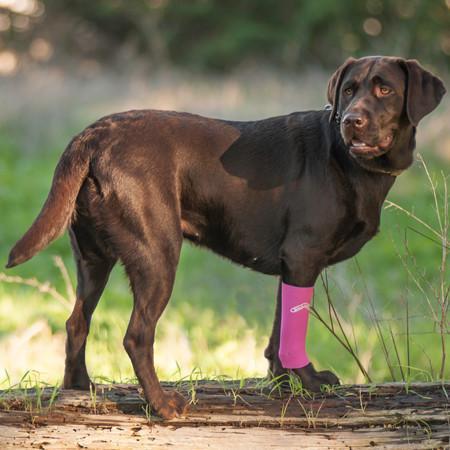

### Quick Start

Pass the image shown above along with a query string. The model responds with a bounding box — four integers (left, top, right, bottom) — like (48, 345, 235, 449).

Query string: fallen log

(0, 379, 449, 449)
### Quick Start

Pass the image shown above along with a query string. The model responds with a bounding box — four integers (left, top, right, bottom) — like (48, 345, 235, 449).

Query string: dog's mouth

(349, 134, 394, 159)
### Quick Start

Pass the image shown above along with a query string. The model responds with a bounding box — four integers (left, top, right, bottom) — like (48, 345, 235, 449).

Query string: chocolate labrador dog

(6, 56, 445, 419)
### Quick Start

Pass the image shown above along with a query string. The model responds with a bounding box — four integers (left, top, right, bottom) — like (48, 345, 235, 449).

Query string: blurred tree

(0, 0, 449, 73)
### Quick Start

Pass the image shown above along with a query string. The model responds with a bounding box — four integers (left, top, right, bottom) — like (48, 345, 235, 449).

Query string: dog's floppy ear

(327, 57, 356, 123)
(401, 59, 446, 127)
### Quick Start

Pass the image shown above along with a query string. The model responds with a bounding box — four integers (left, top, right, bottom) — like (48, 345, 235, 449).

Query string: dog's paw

(315, 369, 340, 387)
(154, 391, 188, 420)
(293, 363, 340, 392)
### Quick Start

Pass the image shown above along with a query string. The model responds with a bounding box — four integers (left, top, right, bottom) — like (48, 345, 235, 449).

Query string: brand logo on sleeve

(289, 303, 310, 313)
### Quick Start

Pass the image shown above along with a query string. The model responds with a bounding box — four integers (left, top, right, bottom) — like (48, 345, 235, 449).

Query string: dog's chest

(327, 194, 383, 265)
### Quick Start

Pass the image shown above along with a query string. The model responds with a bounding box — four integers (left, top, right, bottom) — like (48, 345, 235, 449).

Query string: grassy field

(0, 69, 448, 388)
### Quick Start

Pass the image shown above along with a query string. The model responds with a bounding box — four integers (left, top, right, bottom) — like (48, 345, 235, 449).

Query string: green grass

(0, 72, 448, 387)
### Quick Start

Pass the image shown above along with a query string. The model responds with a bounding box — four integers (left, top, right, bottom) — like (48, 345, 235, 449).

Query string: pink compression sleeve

(278, 282, 313, 369)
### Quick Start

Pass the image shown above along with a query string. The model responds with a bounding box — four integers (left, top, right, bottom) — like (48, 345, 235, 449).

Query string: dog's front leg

(265, 244, 340, 391)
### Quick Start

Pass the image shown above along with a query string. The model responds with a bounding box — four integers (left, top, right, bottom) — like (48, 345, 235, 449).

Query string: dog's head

(327, 56, 446, 160)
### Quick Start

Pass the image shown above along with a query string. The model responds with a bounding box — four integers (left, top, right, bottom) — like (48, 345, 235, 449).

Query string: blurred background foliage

(0, 0, 448, 386)
(0, 0, 449, 74)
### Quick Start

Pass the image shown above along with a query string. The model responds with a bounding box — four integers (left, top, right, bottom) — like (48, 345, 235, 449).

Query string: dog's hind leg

(63, 220, 116, 390)
(119, 225, 186, 420)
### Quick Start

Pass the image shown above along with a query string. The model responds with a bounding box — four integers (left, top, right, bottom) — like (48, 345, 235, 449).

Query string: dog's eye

(344, 87, 353, 96)
(379, 86, 392, 96)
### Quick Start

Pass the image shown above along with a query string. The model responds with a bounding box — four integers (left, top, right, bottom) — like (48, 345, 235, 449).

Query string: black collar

(324, 104, 341, 125)
(352, 158, 404, 177)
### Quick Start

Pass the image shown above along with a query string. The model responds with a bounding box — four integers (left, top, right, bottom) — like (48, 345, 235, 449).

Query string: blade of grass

(354, 258, 396, 381)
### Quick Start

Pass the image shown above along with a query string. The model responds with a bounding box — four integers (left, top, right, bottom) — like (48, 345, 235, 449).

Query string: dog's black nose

(342, 112, 367, 129)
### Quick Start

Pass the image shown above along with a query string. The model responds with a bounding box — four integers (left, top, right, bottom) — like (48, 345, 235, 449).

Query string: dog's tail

(6, 134, 93, 268)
